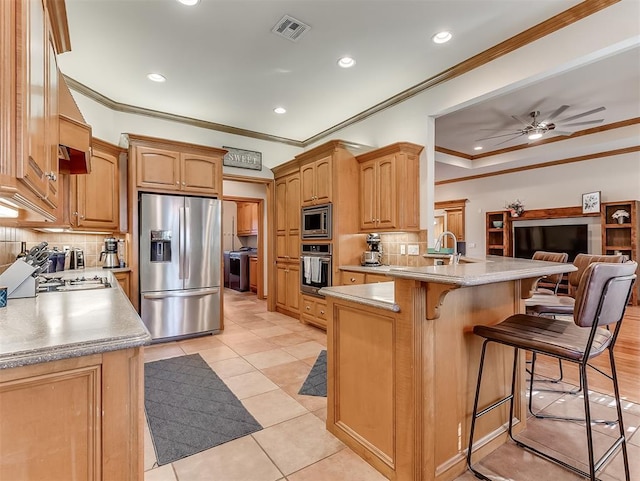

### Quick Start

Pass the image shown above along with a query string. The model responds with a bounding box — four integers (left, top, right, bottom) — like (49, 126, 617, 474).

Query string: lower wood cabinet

(0, 348, 144, 480)
(340, 270, 390, 285)
(275, 261, 299, 316)
(300, 294, 328, 330)
(114, 271, 131, 300)
(249, 256, 258, 293)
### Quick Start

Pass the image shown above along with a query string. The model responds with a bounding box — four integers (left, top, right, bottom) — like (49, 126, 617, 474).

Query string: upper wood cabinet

(237, 202, 258, 236)
(131, 136, 224, 196)
(300, 155, 332, 206)
(0, 0, 67, 220)
(70, 139, 121, 231)
(356, 142, 422, 232)
(275, 172, 301, 261)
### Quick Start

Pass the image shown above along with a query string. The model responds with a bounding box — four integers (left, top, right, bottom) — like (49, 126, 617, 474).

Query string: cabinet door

(446, 210, 464, 243)
(300, 163, 316, 206)
(44, 29, 59, 208)
(236, 202, 249, 235)
(376, 156, 397, 229)
(136, 146, 180, 190)
(20, 0, 49, 199)
(286, 174, 301, 234)
(181, 153, 220, 195)
(286, 263, 300, 312)
(359, 161, 377, 231)
(275, 179, 287, 234)
(275, 263, 288, 309)
(314, 156, 332, 204)
(249, 257, 258, 292)
(75, 147, 119, 229)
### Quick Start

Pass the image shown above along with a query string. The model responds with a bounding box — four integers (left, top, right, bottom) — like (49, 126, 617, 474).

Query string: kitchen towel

(144, 353, 262, 466)
(298, 350, 327, 397)
(303, 256, 312, 283)
(310, 257, 322, 283)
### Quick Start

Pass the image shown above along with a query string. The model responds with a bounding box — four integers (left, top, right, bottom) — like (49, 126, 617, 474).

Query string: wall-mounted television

(513, 224, 588, 262)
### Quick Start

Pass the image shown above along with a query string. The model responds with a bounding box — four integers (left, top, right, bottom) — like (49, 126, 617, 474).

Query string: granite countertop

(319, 282, 399, 312)
(0, 268, 150, 369)
(386, 255, 576, 286)
(339, 264, 393, 273)
(326, 256, 576, 311)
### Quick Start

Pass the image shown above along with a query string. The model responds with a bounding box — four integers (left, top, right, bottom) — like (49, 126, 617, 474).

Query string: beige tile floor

(143, 289, 639, 481)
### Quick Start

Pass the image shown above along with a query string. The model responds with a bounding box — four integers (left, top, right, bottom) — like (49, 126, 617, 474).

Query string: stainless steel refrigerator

(139, 193, 222, 342)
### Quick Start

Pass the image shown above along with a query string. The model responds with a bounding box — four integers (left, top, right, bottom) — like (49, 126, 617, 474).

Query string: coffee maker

(100, 237, 119, 268)
(361, 233, 383, 266)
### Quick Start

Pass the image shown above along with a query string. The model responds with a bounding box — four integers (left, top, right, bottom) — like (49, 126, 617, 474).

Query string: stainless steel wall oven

(300, 244, 332, 296)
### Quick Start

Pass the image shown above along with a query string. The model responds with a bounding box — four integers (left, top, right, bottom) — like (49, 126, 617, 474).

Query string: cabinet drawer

(342, 272, 366, 285)
(366, 273, 389, 284)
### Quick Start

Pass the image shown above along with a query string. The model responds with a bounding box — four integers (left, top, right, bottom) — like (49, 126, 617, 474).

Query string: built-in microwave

(301, 203, 332, 240)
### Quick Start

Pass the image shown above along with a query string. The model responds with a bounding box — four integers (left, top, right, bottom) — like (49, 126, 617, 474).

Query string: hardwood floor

(534, 305, 640, 403)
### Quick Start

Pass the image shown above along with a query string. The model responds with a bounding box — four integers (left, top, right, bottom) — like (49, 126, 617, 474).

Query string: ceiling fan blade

(475, 131, 522, 141)
(542, 105, 569, 123)
(561, 119, 604, 128)
(559, 106, 606, 123)
(511, 115, 531, 128)
(494, 133, 525, 146)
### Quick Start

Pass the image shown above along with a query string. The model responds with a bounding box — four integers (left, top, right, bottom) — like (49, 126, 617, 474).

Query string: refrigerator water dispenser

(150, 230, 172, 262)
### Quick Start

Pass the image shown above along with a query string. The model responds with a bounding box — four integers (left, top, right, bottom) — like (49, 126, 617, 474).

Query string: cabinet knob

(176, 181, 180, 185)
(46, 172, 57, 181)
(306, 306, 311, 310)
(350, 277, 356, 283)
(182, 182, 186, 186)
(320, 310, 325, 315)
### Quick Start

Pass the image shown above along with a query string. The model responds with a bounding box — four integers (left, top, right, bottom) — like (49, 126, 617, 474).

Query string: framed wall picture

(582, 191, 601, 214)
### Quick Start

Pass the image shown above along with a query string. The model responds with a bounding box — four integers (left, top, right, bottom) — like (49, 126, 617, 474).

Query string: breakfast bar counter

(319, 256, 576, 481)
(0, 268, 149, 480)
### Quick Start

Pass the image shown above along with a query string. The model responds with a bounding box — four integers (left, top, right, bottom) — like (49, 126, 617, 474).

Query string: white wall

(72, 93, 301, 173)
(435, 152, 640, 258)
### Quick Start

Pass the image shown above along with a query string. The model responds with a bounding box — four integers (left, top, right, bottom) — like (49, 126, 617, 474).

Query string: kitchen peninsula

(0, 269, 150, 480)
(320, 256, 576, 481)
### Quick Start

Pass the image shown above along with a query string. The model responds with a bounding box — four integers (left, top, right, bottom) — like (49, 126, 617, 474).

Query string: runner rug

(144, 353, 262, 465)
(298, 349, 327, 397)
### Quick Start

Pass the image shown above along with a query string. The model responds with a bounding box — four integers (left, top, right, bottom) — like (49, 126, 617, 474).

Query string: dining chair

(467, 261, 636, 481)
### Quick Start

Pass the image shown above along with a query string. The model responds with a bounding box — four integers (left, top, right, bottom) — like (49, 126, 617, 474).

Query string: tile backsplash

(0, 227, 127, 273)
(378, 230, 429, 267)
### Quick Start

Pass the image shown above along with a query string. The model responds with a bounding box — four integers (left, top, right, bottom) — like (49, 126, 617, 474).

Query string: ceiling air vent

(271, 15, 311, 42)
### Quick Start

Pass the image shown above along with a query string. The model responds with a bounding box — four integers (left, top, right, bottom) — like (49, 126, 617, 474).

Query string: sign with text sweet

(223, 146, 262, 171)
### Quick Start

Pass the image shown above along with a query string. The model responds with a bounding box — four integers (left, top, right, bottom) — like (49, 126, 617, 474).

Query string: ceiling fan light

(473, 146, 483, 151)
(528, 130, 543, 140)
(147, 73, 166, 83)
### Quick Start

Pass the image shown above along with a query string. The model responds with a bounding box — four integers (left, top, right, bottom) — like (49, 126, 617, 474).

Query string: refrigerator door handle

(184, 206, 191, 280)
(179, 206, 185, 280)
(142, 287, 220, 300)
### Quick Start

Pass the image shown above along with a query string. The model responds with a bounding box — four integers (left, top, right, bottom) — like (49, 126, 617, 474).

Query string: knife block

(0, 260, 38, 298)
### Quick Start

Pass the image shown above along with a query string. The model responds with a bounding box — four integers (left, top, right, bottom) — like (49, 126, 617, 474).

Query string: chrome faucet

(435, 231, 461, 265)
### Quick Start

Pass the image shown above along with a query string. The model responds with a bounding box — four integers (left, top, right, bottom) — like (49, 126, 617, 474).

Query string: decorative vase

(617, 217, 625, 224)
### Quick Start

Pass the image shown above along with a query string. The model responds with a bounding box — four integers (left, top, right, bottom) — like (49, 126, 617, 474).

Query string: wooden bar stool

(467, 261, 636, 481)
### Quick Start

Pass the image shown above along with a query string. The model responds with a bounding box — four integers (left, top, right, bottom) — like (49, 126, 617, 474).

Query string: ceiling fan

(475, 105, 606, 146)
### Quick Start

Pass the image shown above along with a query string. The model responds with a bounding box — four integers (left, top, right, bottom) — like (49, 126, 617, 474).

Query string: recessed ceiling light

(274, 107, 287, 114)
(337, 56, 356, 68)
(432, 31, 452, 44)
(473, 146, 483, 151)
(176, 0, 199, 6)
(147, 73, 166, 83)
